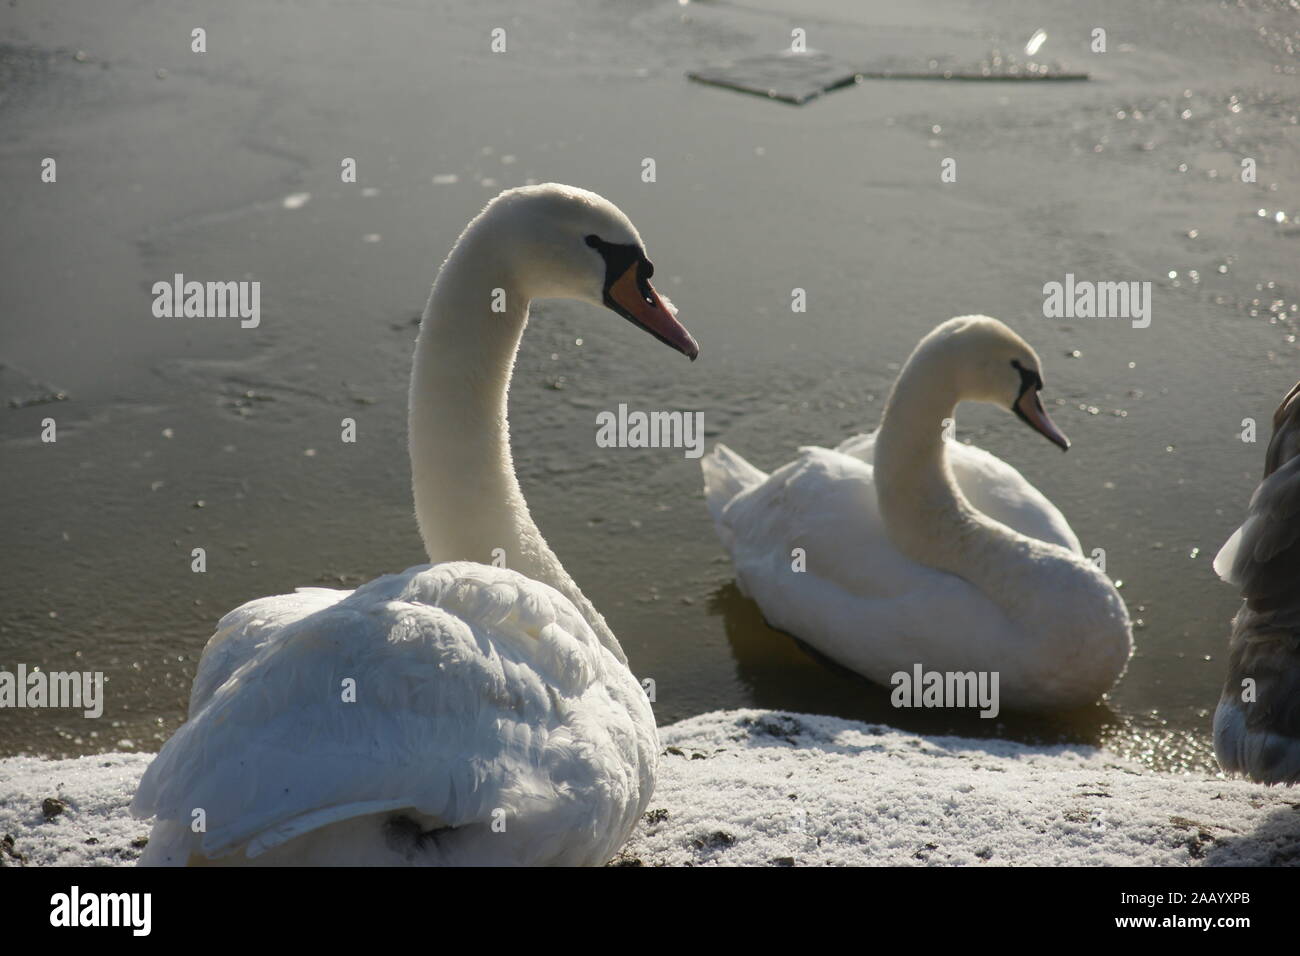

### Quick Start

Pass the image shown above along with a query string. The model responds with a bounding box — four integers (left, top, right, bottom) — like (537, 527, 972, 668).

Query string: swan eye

(585, 235, 653, 298)
(1010, 359, 1044, 397)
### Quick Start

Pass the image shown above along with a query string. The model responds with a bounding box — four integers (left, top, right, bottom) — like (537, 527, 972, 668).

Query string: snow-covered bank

(3, 711, 1298, 867)
(616, 711, 1300, 866)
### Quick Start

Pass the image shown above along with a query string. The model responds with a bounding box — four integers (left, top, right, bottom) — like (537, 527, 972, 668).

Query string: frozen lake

(1, 0, 1297, 773)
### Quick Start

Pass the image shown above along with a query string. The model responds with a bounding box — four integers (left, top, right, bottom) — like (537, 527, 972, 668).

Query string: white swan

(130, 184, 700, 865)
(1213, 381, 1300, 784)
(702, 316, 1131, 711)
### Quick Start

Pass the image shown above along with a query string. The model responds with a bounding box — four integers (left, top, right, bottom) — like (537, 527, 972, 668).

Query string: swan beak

(1015, 387, 1070, 451)
(607, 263, 700, 361)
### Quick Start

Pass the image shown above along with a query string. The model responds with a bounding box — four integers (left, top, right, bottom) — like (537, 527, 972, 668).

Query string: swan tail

(702, 443, 767, 549)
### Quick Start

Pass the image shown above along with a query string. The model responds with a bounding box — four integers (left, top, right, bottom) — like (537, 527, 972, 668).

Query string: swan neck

(408, 231, 533, 568)
(405, 224, 625, 661)
(875, 363, 960, 509)
(873, 355, 1056, 638)
(873, 357, 984, 575)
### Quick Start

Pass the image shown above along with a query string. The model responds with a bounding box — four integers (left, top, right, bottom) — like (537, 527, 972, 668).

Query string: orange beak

(606, 261, 699, 361)
(1015, 386, 1070, 451)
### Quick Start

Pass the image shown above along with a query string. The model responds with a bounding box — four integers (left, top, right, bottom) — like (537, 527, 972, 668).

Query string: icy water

(1, 0, 1297, 772)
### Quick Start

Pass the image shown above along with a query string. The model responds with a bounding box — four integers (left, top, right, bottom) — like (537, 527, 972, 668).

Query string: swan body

(703, 316, 1131, 711)
(132, 184, 699, 864)
(133, 563, 655, 865)
(1213, 382, 1300, 784)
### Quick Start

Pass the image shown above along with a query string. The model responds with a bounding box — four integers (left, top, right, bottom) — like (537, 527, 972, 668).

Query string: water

(1, 0, 1297, 772)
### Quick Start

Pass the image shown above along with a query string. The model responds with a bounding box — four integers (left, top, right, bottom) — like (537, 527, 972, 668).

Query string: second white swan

(703, 316, 1131, 711)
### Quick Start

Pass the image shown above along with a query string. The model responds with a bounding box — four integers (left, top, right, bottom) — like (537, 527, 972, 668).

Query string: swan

(702, 316, 1132, 711)
(1213, 381, 1300, 784)
(130, 183, 700, 865)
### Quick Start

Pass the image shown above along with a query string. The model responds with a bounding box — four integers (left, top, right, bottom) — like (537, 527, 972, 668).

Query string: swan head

(481, 184, 699, 360)
(926, 315, 1070, 451)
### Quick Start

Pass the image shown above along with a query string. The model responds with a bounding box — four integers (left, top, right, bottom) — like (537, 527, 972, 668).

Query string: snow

(2, 710, 1298, 867)
(0, 752, 153, 866)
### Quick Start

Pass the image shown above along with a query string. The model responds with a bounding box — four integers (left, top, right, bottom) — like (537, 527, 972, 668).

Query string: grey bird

(1213, 382, 1300, 784)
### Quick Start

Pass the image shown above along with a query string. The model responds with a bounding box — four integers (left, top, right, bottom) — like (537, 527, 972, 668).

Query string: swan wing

(721, 447, 926, 598)
(1216, 455, 1300, 624)
(714, 446, 1019, 665)
(131, 562, 656, 864)
(188, 587, 350, 715)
